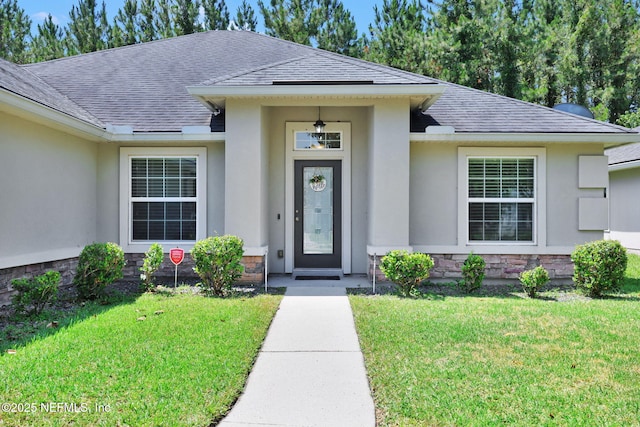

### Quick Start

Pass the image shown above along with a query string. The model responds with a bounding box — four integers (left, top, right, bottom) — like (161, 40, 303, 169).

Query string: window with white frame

(467, 157, 535, 242)
(295, 131, 342, 150)
(121, 148, 206, 246)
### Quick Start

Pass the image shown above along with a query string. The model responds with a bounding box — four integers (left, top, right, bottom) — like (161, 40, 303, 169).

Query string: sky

(17, 0, 381, 36)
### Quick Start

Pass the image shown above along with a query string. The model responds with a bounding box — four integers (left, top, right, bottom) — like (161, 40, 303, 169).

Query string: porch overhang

(187, 83, 447, 112)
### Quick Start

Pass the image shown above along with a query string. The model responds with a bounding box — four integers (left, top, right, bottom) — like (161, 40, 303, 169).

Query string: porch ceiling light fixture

(314, 106, 325, 134)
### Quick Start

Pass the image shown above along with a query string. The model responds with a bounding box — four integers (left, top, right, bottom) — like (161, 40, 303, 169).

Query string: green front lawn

(0, 292, 282, 426)
(351, 254, 640, 426)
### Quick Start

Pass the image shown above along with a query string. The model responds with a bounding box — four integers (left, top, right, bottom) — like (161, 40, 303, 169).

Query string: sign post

(169, 248, 185, 288)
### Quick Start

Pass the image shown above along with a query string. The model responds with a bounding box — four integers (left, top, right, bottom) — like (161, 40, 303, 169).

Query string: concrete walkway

(218, 282, 376, 427)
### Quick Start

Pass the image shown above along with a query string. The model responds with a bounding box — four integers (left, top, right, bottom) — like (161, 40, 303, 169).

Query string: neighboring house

(606, 140, 640, 253)
(1, 30, 638, 299)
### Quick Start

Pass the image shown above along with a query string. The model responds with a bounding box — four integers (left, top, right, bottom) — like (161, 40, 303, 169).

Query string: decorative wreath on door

(309, 174, 326, 191)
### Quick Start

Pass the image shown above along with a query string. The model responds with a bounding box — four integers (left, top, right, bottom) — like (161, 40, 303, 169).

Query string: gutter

(410, 131, 640, 145)
(609, 159, 640, 171)
(0, 88, 105, 141)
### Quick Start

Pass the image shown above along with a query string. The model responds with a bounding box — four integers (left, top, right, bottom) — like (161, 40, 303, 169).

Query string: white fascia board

(0, 89, 104, 140)
(609, 159, 640, 171)
(106, 132, 225, 143)
(188, 83, 446, 105)
(410, 132, 640, 144)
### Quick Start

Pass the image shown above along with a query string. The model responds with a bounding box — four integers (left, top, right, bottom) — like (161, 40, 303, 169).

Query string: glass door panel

(303, 166, 333, 254)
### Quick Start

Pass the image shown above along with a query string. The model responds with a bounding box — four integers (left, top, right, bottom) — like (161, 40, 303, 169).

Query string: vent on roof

(553, 103, 594, 119)
(272, 80, 374, 85)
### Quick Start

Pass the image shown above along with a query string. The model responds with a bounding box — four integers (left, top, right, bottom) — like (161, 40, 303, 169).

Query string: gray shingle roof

(606, 142, 640, 165)
(0, 58, 102, 127)
(203, 51, 436, 86)
(16, 30, 638, 135)
(423, 81, 634, 133)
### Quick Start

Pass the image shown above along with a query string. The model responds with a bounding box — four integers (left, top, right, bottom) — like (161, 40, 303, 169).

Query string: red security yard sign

(170, 248, 184, 287)
(170, 248, 185, 265)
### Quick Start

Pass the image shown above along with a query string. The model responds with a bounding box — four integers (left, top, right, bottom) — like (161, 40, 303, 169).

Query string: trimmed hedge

(74, 242, 126, 300)
(191, 235, 244, 296)
(571, 240, 627, 297)
(380, 250, 434, 297)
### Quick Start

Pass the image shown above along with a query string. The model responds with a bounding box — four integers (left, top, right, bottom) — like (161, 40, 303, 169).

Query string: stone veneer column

(367, 99, 412, 269)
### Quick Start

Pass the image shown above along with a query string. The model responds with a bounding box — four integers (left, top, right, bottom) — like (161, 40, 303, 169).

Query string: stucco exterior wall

(546, 144, 603, 247)
(409, 141, 604, 254)
(0, 113, 97, 269)
(96, 143, 119, 242)
(608, 167, 640, 251)
(410, 142, 458, 246)
(367, 99, 411, 249)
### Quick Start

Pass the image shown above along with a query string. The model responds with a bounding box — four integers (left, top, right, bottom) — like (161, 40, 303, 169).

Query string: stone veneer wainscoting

(123, 254, 266, 284)
(0, 258, 78, 306)
(368, 253, 574, 283)
(0, 254, 266, 306)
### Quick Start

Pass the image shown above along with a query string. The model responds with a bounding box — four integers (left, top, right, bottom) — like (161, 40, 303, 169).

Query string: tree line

(2, 0, 640, 125)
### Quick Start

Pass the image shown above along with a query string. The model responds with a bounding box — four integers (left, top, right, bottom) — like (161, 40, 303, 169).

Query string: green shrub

(191, 235, 245, 296)
(520, 266, 549, 298)
(140, 243, 164, 291)
(11, 271, 60, 315)
(379, 250, 434, 297)
(74, 242, 126, 300)
(459, 253, 485, 293)
(571, 240, 627, 297)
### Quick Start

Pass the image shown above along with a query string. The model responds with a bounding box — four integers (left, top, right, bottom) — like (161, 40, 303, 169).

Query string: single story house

(1, 30, 638, 298)
(606, 140, 640, 253)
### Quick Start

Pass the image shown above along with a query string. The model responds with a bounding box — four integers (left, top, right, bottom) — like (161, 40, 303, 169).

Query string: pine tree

(234, 0, 258, 30)
(139, 0, 157, 42)
(203, 0, 229, 30)
(315, 0, 359, 56)
(0, 0, 32, 63)
(593, 0, 639, 123)
(156, 0, 175, 38)
(494, 0, 524, 98)
(65, 0, 111, 54)
(365, 0, 427, 74)
(115, 0, 140, 46)
(520, 0, 564, 107)
(425, 0, 497, 91)
(31, 14, 66, 61)
(258, 0, 316, 45)
(173, 0, 201, 35)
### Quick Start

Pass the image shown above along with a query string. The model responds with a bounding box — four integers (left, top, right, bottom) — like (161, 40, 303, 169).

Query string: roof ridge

(429, 76, 635, 133)
(200, 53, 316, 85)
